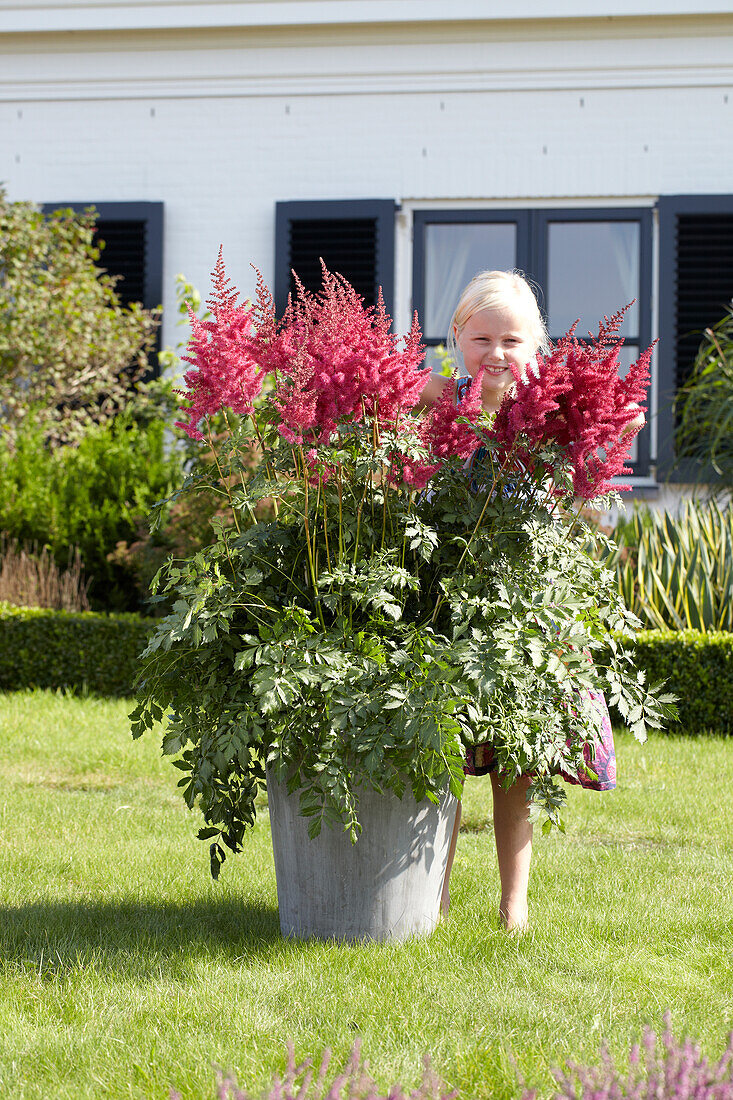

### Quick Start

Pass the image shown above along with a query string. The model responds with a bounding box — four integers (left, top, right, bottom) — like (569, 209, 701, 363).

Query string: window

(274, 199, 397, 317)
(413, 208, 653, 477)
(42, 200, 164, 375)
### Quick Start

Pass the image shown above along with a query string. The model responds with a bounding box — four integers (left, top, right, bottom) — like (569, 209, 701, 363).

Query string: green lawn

(1, 691, 732, 1099)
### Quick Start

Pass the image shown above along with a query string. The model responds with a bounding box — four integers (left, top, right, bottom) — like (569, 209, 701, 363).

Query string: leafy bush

(0, 601, 728, 730)
(0, 395, 184, 610)
(609, 500, 733, 632)
(522, 1014, 733, 1099)
(676, 305, 733, 490)
(170, 1042, 453, 1100)
(0, 603, 154, 696)
(0, 189, 159, 443)
(629, 630, 733, 734)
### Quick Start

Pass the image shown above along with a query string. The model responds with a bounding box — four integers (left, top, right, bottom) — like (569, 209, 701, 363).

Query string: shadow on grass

(0, 896, 285, 977)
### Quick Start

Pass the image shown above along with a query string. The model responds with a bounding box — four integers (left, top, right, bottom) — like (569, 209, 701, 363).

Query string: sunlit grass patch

(1, 691, 732, 1099)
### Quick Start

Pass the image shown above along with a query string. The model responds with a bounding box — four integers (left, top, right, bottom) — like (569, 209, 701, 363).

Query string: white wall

(2, 1, 733, 33)
(0, 13, 731, 353)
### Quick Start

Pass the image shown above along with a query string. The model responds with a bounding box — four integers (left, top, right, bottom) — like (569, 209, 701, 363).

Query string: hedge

(0, 605, 731, 732)
(630, 630, 733, 735)
(0, 603, 155, 697)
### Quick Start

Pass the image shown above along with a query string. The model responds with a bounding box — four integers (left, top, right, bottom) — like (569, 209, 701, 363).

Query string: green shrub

(0, 399, 184, 611)
(0, 602, 729, 731)
(0, 603, 154, 696)
(0, 189, 159, 444)
(626, 630, 733, 734)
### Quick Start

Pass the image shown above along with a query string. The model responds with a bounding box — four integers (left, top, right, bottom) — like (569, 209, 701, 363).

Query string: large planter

(266, 767, 459, 943)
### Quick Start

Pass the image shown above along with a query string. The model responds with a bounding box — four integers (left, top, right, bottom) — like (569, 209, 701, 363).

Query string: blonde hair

(446, 269, 550, 373)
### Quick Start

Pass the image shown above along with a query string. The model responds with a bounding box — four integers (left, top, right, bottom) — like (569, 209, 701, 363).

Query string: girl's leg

(490, 771, 533, 929)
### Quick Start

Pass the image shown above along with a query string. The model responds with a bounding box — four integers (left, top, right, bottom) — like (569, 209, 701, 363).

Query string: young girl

(428, 269, 629, 931)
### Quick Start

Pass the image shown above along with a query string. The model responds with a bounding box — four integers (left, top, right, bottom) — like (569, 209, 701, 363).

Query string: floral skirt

(463, 689, 617, 791)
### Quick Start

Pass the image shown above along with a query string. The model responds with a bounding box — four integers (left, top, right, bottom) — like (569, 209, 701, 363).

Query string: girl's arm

(413, 372, 452, 412)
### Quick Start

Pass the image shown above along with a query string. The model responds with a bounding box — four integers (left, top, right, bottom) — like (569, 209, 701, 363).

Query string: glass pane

(547, 221, 639, 338)
(424, 223, 517, 340)
(423, 346, 456, 375)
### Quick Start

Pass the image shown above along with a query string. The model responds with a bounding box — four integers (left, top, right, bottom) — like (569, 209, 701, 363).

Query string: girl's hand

(413, 372, 452, 413)
(621, 403, 645, 438)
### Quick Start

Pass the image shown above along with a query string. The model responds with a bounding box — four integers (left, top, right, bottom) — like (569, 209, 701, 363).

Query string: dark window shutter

(275, 200, 396, 318)
(43, 201, 164, 377)
(674, 213, 733, 390)
(657, 195, 733, 477)
(94, 218, 147, 307)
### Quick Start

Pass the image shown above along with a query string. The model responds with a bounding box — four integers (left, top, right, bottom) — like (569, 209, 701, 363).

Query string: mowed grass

(1, 691, 732, 1100)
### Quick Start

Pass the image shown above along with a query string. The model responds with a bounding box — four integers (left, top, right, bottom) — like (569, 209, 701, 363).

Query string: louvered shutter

(94, 218, 148, 307)
(674, 214, 733, 391)
(275, 200, 397, 317)
(43, 201, 164, 376)
(657, 195, 733, 476)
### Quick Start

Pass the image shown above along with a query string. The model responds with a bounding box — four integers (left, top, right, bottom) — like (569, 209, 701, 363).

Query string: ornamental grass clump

(131, 254, 674, 877)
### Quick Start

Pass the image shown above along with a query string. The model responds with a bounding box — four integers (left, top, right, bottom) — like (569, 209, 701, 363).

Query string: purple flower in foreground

(522, 1013, 733, 1100)
(171, 1041, 454, 1100)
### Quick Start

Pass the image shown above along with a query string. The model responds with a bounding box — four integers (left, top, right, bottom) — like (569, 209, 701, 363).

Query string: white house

(1, 0, 732, 493)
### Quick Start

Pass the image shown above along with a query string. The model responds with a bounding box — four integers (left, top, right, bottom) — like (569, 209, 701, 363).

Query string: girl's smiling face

(456, 303, 539, 412)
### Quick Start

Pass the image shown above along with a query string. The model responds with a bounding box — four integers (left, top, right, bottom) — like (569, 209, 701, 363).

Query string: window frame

(42, 199, 164, 374)
(42, 200, 164, 313)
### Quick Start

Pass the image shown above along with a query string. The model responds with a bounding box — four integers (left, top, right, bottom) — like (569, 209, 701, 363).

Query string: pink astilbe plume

(176, 249, 265, 440)
(265, 264, 427, 444)
(494, 306, 653, 498)
(401, 370, 486, 489)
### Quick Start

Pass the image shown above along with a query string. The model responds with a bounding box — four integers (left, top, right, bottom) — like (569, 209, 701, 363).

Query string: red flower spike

(494, 310, 653, 498)
(265, 263, 428, 444)
(176, 250, 266, 439)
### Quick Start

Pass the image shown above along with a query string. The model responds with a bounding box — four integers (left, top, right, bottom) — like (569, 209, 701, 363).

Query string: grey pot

(266, 766, 459, 943)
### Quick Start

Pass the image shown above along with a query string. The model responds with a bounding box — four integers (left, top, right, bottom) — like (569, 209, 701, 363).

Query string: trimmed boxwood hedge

(630, 630, 733, 735)
(0, 603, 155, 697)
(0, 605, 731, 731)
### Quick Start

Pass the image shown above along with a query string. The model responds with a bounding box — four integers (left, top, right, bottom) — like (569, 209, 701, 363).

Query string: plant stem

(249, 410, 280, 518)
(205, 422, 240, 535)
(221, 409, 259, 526)
(299, 446, 325, 628)
(336, 462, 344, 566)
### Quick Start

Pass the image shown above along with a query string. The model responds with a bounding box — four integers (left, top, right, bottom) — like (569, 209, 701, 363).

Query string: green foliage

(629, 630, 733, 734)
(609, 500, 733, 632)
(0, 188, 159, 443)
(0, 399, 184, 610)
(675, 305, 733, 489)
(0, 603, 154, 696)
(133, 420, 675, 872)
(2, 596, 723, 732)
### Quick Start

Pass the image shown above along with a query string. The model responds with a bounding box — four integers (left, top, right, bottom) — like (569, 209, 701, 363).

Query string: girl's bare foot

(498, 904, 529, 931)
